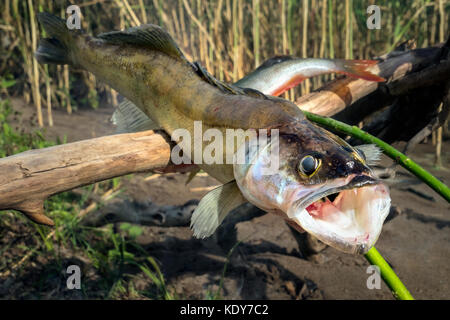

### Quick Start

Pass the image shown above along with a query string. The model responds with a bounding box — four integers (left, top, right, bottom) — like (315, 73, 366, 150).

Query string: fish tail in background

(35, 12, 78, 65)
(335, 60, 385, 82)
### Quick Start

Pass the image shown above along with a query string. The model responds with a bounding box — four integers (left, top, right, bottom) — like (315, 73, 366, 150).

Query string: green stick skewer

(365, 247, 414, 300)
(304, 111, 450, 203)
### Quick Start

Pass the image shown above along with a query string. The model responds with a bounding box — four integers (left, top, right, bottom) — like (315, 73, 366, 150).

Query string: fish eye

(298, 155, 321, 177)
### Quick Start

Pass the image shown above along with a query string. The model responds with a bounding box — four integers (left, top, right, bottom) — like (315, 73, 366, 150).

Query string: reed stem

(252, 0, 260, 68)
(302, 0, 310, 94)
(327, 0, 334, 59)
(27, 0, 43, 127)
(365, 247, 414, 300)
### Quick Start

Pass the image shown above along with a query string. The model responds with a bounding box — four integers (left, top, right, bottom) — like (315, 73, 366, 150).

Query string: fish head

(233, 120, 391, 254)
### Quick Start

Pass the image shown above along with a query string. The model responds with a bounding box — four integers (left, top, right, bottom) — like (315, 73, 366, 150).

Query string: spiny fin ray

(192, 61, 268, 100)
(98, 24, 185, 60)
(111, 99, 159, 133)
(356, 144, 382, 165)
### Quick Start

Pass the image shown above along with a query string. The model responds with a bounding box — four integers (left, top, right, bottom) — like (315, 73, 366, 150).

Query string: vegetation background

(0, 0, 448, 127)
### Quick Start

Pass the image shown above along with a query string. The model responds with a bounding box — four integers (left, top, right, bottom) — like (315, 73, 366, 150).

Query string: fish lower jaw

(287, 184, 391, 254)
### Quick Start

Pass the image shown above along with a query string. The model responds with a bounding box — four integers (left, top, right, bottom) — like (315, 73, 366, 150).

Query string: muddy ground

(2, 99, 449, 300)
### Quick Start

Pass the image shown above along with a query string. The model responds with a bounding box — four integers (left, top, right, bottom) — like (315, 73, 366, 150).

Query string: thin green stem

(304, 111, 450, 203)
(365, 247, 414, 300)
(328, 0, 334, 59)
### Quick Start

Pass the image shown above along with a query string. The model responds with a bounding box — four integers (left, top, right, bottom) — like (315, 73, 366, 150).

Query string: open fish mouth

(287, 175, 391, 254)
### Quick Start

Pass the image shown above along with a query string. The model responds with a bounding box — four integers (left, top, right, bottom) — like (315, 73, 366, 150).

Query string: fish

(35, 13, 390, 254)
(234, 55, 385, 97)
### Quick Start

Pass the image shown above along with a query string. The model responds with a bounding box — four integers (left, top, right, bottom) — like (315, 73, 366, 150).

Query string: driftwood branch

(0, 130, 171, 225)
(403, 88, 450, 154)
(81, 199, 199, 227)
(354, 79, 449, 144)
(0, 41, 449, 226)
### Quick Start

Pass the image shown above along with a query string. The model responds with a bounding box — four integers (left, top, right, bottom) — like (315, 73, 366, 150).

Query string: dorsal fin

(98, 24, 185, 60)
(98, 24, 268, 100)
(192, 61, 243, 95)
(242, 87, 269, 99)
(192, 61, 268, 100)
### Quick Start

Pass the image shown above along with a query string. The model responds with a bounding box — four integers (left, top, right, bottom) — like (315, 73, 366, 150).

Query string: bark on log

(79, 198, 268, 230)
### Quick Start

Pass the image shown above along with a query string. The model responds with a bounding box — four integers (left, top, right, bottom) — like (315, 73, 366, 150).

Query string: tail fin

(35, 12, 76, 65)
(337, 60, 385, 82)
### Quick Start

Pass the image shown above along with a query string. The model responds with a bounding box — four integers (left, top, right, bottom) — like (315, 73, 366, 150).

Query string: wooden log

(80, 198, 199, 227)
(0, 130, 171, 225)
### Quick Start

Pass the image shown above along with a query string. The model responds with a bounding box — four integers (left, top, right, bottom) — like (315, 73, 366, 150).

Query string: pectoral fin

(355, 144, 382, 165)
(111, 99, 159, 133)
(191, 181, 247, 238)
